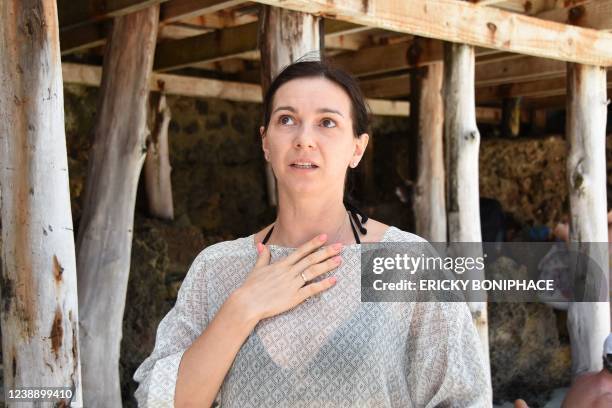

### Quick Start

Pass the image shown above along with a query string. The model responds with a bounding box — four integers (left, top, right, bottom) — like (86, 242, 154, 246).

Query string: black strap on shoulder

(344, 199, 368, 236)
(262, 225, 274, 245)
(259, 201, 368, 245)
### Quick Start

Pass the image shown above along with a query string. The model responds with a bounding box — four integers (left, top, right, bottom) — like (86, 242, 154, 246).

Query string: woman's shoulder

(363, 218, 428, 244)
(192, 234, 256, 264)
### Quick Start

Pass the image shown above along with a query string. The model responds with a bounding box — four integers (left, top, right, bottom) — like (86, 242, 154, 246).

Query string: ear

(351, 133, 369, 165)
(260, 126, 270, 160)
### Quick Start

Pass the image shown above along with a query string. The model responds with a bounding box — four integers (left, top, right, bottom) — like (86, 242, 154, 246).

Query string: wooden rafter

(58, 0, 169, 29)
(537, 0, 612, 30)
(154, 18, 366, 72)
(160, 0, 247, 23)
(60, 0, 246, 54)
(250, 0, 612, 66)
(62, 62, 504, 121)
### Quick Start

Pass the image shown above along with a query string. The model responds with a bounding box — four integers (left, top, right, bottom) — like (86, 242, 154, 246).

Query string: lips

(290, 160, 319, 169)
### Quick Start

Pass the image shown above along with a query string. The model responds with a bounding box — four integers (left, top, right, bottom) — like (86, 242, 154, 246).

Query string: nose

(293, 125, 316, 149)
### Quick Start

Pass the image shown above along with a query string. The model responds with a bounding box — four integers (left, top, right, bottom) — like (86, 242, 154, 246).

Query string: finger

(254, 242, 271, 268)
(292, 242, 343, 276)
(298, 276, 337, 301)
(284, 233, 328, 266)
(297, 255, 342, 283)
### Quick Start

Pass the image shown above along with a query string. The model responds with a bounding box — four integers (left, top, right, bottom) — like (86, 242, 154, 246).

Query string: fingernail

(319, 233, 327, 242)
(257, 242, 263, 253)
(330, 276, 337, 284)
(333, 256, 342, 264)
(332, 243, 343, 251)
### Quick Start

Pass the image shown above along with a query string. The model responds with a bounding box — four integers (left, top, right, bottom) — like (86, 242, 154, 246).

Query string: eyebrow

(272, 106, 344, 118)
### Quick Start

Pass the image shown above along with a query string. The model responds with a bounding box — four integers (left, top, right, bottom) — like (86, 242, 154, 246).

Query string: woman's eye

(321, 118, 336, 128)
(279, 115, 295, 125)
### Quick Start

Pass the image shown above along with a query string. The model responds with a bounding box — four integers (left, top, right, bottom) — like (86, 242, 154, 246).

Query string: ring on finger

(300, 271, 308, 283)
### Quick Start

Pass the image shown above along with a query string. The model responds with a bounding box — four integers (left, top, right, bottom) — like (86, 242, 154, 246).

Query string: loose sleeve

(133, 252, 210, 407)
(405, 301, 491, 408)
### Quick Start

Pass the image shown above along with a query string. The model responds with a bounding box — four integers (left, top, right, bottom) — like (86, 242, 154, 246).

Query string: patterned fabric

(133, 226, 491, 407)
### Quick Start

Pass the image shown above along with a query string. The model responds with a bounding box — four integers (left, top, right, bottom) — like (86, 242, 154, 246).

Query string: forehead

(272, 77, 351, 114)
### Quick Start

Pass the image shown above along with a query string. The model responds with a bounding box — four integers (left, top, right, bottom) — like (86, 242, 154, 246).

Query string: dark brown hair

(261, 59, 371, 137)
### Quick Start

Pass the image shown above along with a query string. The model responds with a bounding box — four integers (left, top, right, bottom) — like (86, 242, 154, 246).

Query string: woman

(133, 59, 491, 407)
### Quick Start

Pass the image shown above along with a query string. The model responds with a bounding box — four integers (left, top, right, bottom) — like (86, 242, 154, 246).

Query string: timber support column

(565, 62, 610, 377)
(443, 41, 491, 378)
(75, 6, 159, 407)
(258, 5, 322, 206)
(412, 62, 447, 242)
(0, 0, 82, 405)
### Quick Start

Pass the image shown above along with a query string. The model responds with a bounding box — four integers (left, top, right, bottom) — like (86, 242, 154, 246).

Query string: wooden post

(565, 62, 611, 377)
(501, 97, 521, 138)
(75, 6, 159, 406)
(0, 0, 83, 405)
(258, 6, 322, 206)
(443, 42, 491, 377)
(412, 62, 447, 242)
(145, 88, 174, 220)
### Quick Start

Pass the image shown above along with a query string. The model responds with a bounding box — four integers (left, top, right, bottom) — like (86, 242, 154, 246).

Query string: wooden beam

(0, 1, 83, 405)
(60, 0, 245, 54)
(145, 92, 174, 220)
(565, 63, 611, 377)
(63, 62, 508, 119)
(75, 6, 159, 406)
(251, 0, 612, 66)
(476, 55, 566, 86)
(160, 0, 246, 24)
(537, 0, 612, 31)
(476, 73, 612, 101)
(154, 17, 366, 72)
(58, 0, 167, 29)
(412, 63, 446, 242)
(443, 41, 490, 381)
(154, 22, 258, 72)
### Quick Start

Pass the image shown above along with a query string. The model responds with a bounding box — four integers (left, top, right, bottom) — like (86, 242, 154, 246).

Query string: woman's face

(260, 77, 368, 197)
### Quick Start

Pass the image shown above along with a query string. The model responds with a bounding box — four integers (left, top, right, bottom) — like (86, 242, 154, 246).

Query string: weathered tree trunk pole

(258, 6, 322, 206)
(76, 6, 159, 407)
(0, 1, 83, 406)
(443, 42, 491, 377)
(565, 62, 610, 377)
(501, 97, 521, 138)
(412, 62, 447, 242)
(145, 89, 174, 220)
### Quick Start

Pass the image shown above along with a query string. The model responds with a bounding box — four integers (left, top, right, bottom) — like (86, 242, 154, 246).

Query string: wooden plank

(58, 0, 167, 29)
(477, 70, 612, 100)
(60, 0, 245, 54)
(251, 0, 612, 66)
(154, 17, 367, 72)
(537, 0, 612, 30)
(61, 62, 408, 115)
(63, 62, 506, 119)
(160, 0, 246, 24)
(476, 55, 566, 86)
(154, 22, 258, 72)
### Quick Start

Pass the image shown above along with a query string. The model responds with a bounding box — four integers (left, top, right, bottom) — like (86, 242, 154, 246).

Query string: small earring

(352, 162, 357, 168)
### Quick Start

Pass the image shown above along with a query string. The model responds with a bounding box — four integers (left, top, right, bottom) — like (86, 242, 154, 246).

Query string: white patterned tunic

(133, 226, 491, 407)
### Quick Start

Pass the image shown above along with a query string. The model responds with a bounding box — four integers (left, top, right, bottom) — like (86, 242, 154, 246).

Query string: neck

(271, 192, 352, 247)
